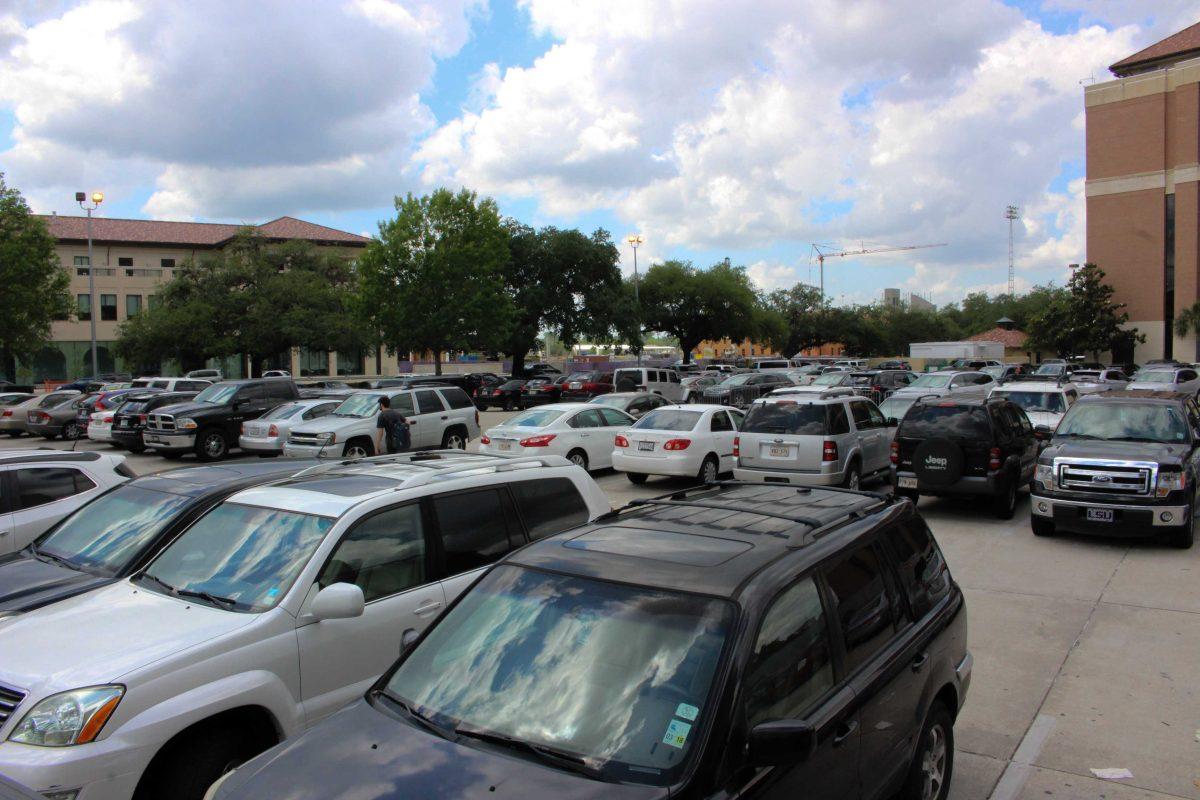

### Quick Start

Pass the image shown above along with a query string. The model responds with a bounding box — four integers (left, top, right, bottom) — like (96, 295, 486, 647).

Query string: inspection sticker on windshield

(675, 703, 699, 721)
(662, 719, 692, 748)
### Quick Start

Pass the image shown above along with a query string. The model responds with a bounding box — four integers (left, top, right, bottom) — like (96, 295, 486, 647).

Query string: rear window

(441, 387, 475, 409)
(632, 409, 702, 431)
(899, 405, 991, 440)
(743, 403, 827, 435)
(510, 478, 591, 540)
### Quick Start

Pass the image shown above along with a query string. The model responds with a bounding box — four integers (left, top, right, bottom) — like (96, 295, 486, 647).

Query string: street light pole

(76, 191, 104, 378)
(625, 234, 644, 366)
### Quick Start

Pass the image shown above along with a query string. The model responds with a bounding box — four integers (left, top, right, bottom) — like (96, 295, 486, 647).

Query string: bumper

(1030, 493, 1189, 537)
(893, 470, 998, 497)
(282, 442, 336, 458)
(733, 464, 844, 486)
(612, 450, 699, 477)
(0, 738, 147, 800)
(110, 429, 144, 448)
(239, 435, 284, 454)
(86, 428, 115, 443)
(142, 431, 196, 452)
(25, 423, 59, 437)
(955, 651, 973, 709)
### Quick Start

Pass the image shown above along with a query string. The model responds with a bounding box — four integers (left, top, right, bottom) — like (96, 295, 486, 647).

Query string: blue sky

(0, 0, 1193, 305)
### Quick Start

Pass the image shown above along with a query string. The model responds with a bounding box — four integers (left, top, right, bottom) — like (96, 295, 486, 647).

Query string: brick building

(1085, 21, 1200, 362)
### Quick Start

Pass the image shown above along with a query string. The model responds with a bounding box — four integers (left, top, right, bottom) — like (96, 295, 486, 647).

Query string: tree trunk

(434, 349, 442, 376)
(510, 350, 527, 379)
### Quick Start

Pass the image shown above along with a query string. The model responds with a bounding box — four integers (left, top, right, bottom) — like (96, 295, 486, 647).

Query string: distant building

(883, 288, 902, 307)
(909, 294, 935, 312)
(882, 287, 935, 311)
(965, 317, 1047, 363)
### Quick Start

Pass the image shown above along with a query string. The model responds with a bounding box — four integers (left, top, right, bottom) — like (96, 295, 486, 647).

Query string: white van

(612, 367, 685, 402)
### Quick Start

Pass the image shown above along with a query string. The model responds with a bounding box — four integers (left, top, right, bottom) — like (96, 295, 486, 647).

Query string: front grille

(700, 393, 727, 405)
(1057, 460, 1154, 495)
(0, 683, 26, 726)
(289, 432, 322, 445)
(147, 413, 175, 431)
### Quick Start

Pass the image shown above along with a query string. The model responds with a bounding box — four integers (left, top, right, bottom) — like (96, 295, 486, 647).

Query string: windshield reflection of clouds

(994, 391, 1065, 414)
(900, 406, 990, 440)
(1058, 404, 1188, 443)
(388, 566, 731, 786)
(910, 375, 951, 388)
(40, 487, 189, 575)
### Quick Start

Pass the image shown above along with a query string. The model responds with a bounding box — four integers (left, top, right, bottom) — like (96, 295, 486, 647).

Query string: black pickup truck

(142, 378, 300, 461)
(1031, 390, 1199, 548)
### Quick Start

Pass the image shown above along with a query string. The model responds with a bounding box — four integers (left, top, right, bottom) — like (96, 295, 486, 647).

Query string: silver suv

(285, 386, 480, 458)
(733, 389, 893, 488)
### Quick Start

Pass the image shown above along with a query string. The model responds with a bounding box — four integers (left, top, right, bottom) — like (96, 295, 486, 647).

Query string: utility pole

(76, 191, 104, 378)
(1005, 205, 1020, 296)
(625, 234, 644, 366)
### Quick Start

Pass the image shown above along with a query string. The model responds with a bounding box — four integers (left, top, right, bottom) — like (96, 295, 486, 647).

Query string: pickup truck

(143, 378, 300, 461)
(1031, 390, 1199, 548)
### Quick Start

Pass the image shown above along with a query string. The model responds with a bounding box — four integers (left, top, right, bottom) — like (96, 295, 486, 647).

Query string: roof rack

(0, 450, 102, 465)
(289, 449, 513, 479)
(817, 388, 858, 399)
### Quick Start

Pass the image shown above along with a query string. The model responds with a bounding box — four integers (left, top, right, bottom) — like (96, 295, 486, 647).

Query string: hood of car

(1043, 439, 1191, 466)
(217, 700, 666, 800)
(288, 415, 367, 435)
(1127, 381, 1177, 391)
(0, 581, 255, 694)
(153, 400, 222, 418)
(0, 554, 111, 615)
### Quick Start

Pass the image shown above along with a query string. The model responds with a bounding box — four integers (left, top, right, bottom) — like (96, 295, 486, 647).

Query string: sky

(0, 0, 1196, 308)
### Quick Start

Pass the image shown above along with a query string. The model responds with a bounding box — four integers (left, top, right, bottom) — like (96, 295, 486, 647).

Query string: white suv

(0, 452, 609, 800)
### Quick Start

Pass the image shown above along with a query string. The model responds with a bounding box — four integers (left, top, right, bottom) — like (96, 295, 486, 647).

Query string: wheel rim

(848, 470, 860, 489)
(65, 424, 79, 439)
(921, 724, 947, 800)
(203, 434, 225, 457)
(445, 434, 465, 450)
(345, 444, 368, 458)
(570, 453, 586, 468)
(702, 459, 718, 483)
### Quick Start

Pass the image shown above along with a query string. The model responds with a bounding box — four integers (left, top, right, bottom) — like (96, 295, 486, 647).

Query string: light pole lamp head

(625, 234, 644, 248)
(75, 192, 86, 202)
(91, 191, 104, 205)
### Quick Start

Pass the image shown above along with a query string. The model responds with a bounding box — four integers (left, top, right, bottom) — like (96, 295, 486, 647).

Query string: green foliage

(1026, 263, 1141, 358)
(357, 188, 513, 374)
(0, 173, 73, 365)
(639, 259, 759, 362)
(761, 284, 833, 355)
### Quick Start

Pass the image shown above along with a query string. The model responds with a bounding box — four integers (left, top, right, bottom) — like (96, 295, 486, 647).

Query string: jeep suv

(206, 482, 970, 800)
(143, 378, 300, 461)
(734, 390, 893, 488)
(891, 395, 1038, 518)
(0, 452, 610, 800)
(1030, 390, 1199, 548)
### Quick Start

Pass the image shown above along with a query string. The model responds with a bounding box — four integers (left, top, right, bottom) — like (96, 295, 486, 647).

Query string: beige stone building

(12, 215, 370, 382)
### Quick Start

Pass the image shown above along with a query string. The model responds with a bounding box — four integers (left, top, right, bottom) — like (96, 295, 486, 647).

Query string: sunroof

(564, 526, 752, 566)
(276, 475, 400, 497)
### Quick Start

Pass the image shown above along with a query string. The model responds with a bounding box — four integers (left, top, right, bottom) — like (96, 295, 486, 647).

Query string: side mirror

(1034, 425, 1052, 441)
(311, 582, 365, 621)
(886, 417, 899, 427)
(747, 719, 818, 767)
(400, 627, 420, 657)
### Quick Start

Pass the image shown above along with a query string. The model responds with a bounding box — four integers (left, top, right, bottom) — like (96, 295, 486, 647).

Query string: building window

(74, 255, 90, 276)
(77, 294, 91, 321)
(118, 257, 133, 267)
(1166, 193, 1176, 360)
(161, 258, 176, 268)
(148, 294, 161, 311)
(126, 295, 142, 317)
(100, 294, 117, 321)
(125, 268, 162, 278)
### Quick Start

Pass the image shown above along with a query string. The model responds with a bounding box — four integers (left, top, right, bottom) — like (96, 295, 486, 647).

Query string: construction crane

(810, 241, 948, 298)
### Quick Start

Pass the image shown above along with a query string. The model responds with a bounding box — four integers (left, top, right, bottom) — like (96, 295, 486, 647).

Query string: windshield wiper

(1056, 433, 1099, 440)
(454, 724, 603, 779)
(29, 546, 77, 570)
(376, 692, 455, 741)
(175, 587, 238, 610)
(136, 572, 178, 594)
(1107, 436, 1166, 443)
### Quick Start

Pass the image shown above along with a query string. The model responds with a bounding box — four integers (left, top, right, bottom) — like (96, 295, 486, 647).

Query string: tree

(763, 283, 835, 355)
(639, 260, 758, 363)
(1026, 263, 1141, 358)
(501, 223, 622, 376)
(357, 188, 513, 375)
(0, 173, 73, 378)
(116, 230, 367, 375)
(1174, 301, 1200, 361)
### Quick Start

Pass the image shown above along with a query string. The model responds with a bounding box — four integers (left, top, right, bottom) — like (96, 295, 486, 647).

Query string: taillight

(1, 410, 10, 417)
(664, 439, 691, 451)
(890, 440, 899, 465)
(268, 424, 279, 437)
(519, 434, 556, 447)
(615, 434, 629, 448)
(481, 435, 491, 445)
(873, 385, 884, 393)
(493, 389, 502, 396)
(138, 414, 147, 423)
(733, 436, 740, 457)
(989, 447, 1002, 471)
(103, 415, 113, 424)
(822, 441, 838, 462)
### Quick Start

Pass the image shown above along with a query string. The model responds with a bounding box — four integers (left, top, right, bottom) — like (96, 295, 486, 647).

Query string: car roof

(0, 450, 106, 466)
(509, 483, 893, 598)
(1077, 389, 1187, 404)
(593, 392, 654, 400)
(993, 381, 1074, 391)
(129, 459, 322, 498)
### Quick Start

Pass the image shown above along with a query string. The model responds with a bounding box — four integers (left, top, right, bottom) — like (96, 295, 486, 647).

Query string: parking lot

(6, 406, 1200, 799)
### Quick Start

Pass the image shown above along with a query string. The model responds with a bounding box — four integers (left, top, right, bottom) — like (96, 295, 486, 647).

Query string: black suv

(891, 395, 1038, 518)
(142, 378, 300, 461)
(208, 482, 970, 800)
(111, 391, 198, 452)
(1031, 390, 1199, 548)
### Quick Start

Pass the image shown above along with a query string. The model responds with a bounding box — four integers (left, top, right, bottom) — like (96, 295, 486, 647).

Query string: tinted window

(710, 411, 733, 432)
(1181, 370, 1198, 382)
(237, 384, 268, 402)
(597, 407, 634, 427)
(885, 519, 952, 619)
(900, 405, 991, 440)
(16, 468, 89, 510)
(432, 489, 516, 574)
(569, 409, 606, 428)
(441, 388, 474, 409)
(745, 577, 834, 726)
(827, 402, 850, 435)
(823, 543, 899, 673)
(743, 403, 826, 435)
(319, 503, 426, 603)
(414, 390, 444, 414)
(303, 403, 338, 420)
(510, 478, 590, 540)
(850, 401, 873, 430)
(866, 403, 887, 427)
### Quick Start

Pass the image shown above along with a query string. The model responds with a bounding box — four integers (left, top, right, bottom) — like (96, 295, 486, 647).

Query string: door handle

(911, 651, 930, 672)
(440, 415, 448, 420)
(414, 599, 442, 617)
(832, 720, 858, 747)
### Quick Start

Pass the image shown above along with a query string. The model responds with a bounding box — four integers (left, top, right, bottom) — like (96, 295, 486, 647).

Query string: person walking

(375, 395, 410, 455)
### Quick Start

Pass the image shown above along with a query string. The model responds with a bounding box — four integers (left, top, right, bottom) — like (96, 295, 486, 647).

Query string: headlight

(316, 432, 337, 444)
(9, 685, 124, 746)
(1035, 464, 1054, 491)
(1156, 471, 1186, 497)
(177, 418, 198, 430)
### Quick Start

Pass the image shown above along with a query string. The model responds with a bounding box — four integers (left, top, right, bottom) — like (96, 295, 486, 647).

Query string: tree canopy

(1026, 263, 1141, 358)
(639, 260, 759, 363)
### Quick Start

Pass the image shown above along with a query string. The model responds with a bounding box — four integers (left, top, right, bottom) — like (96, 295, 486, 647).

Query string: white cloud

(747, 260, 800, 292)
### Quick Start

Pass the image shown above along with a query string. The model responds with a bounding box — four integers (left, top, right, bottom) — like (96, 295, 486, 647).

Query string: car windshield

(899, 405, 991, 440)
(633, 409, 702, 431)
(909, 374, 952, 388)
(812, 373, 846, 386)
(500, 380, 526, 389)
(1134, 371, 1177, 383)
(589, 395, 631, 407)
(992, 390, 1066, 414)
(34, 486, 191, 577)
(1056, 403, 1190, 443)
(506, 408, 567, 428)
(982, 366, 1007, 378)
(566, 372, 593, 381)
(384, 565, 733, 786)
(719, 373, 755, 386)
(878, 396, 916, 421)
(263, 403, 304, 420)
(138, 503, 333, 612)
(39, 393, 76, 408)
(192, 383, 239, 404)
(333, 393, 384, 417)
(743, 401, 827, 434)
(1035, 364, 1066, 375)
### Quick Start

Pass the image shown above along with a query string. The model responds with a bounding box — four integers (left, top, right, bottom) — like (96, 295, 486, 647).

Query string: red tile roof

(1110, 21, 1200, 76)
(36, 214, 369, 248)
(967, 326, 1028, 349)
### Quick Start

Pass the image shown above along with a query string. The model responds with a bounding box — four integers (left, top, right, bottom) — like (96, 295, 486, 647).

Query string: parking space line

(987, 713, 1056, 800)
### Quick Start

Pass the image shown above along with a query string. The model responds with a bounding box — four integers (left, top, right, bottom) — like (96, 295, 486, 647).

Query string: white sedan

(1127, 366, 1200, 395)
(612, 404, 744, 484)
(87, 409, 117, 443)
(479, 402, 635, 471)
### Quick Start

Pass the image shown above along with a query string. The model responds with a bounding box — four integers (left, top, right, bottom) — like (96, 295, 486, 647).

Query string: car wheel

(5, 431, 23, 437)
(1168, 511, 1194, 549)
(64, 422, 81, 440)
(161, 451, 185, 460)
(567, 449, 589, 471)
(994, 474, 1018, 520)
(627, 472, 648, 484)
(134, 718, 271, 800)
(698, 455, 719, 484)
(41, 433, 58, 441)
(195, 430, 228, 462)
(843, 461, 861, 490)
(1031, 516, 1055, 537)
(897, 488, 920, 504)
(899, 703, 954, 800)
(342, 440, 373, 459)
(502, 399, 513, 412)
(441, 428, 467, 450)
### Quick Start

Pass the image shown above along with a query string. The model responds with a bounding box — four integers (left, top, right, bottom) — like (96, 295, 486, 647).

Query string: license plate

(498, 441, 512, 451)
(898, 476, 917, 489)
(638, 441, 655, 451)
(768, 446, 790, 457)
(1086, 508, 1114, 522)
(145, 434, 163, 443)
(569, 382, 582, 389)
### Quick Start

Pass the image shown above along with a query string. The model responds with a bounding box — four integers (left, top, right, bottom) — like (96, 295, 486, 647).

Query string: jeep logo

(925, 456, 948, 468)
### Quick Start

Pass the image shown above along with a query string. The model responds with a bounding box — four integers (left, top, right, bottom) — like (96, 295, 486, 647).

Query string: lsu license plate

(569, 382, 582, 389)
(768, 445, 790, 457)
(1086, 507, 1114, 522)
(638, 441, 655, 452)
(498, 441, 513, 451)
(898, 476, 917, 489)
(144, 434, 163, 444)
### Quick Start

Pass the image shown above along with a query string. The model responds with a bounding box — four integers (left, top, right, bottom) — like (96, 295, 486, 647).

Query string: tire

(842, 461, 861, 490)
(502, 399, 513, 412)
(5, 431, 22, 438)
(41, 434, 58, 441)
(898, 703, 954, 800)
(1168, 511, 1194, 549)
(698, 455, 719, 484)
(566, 449, 589, 471)
(1031, 516, 1055, 537)
(897, 488, 920, 505)
(993, 473, 1018, 520)
(627, 472, 648, 484)
(342, 439, 374, 459)
(63, 422, 82, 440)
(195, 429, 229, 462)
(441, 428, 468, 450)
(161, 451, 185, 460)
(134, 720, 269, 800)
